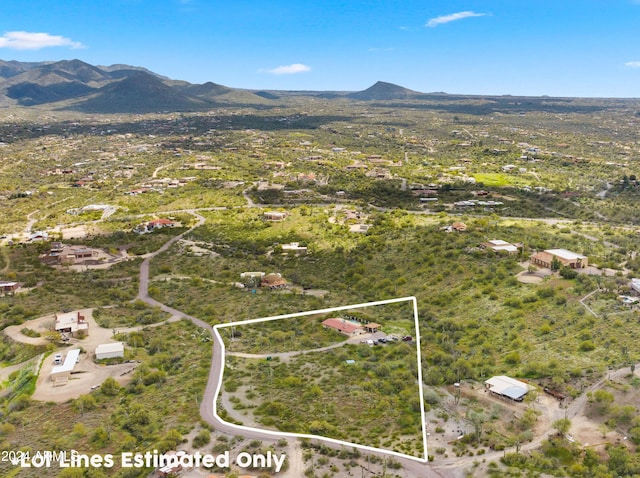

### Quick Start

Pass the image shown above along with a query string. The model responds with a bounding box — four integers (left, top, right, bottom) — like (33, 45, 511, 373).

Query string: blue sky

(1, 0, 640, 97)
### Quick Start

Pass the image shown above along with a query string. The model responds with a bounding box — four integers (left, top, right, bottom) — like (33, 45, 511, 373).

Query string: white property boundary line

(212, 296, 428, 463)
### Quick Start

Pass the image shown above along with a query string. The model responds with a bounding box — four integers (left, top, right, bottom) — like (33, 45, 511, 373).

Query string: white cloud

(0, 31, 85, 50)
(625, 61, 640, 68)
(426, 11, 486, 28)
(263, 63, 311, 75)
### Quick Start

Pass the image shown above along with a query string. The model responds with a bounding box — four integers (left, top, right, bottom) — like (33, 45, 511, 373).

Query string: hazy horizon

(2, 1, 640, 98)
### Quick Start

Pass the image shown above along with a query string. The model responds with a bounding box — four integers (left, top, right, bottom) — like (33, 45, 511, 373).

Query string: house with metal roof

(484, 376, 534, 402)
(95, 342, 124, 360)
(51, 349, 81, 386)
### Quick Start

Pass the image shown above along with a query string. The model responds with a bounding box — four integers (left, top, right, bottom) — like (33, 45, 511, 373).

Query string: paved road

(134, 209, 446, 477)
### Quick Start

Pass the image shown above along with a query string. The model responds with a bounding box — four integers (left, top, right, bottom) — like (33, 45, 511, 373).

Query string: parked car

(53, 353, 62, 365)
(402, 336, 413, 342)
(378, 338, 387, 344)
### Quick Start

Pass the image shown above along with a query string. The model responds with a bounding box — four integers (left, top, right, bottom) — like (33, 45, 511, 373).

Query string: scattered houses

(530, 248, 588, 269)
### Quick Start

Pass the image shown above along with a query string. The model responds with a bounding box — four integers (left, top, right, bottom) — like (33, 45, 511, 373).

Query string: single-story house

(630, 278, 640, 295)
(51, 349, 81, 386)
(530, 248, 588, 269)
(148, 218, 176, 229)
(322, 318, 364, 336)
(95, 342, 124, 360)
(0, 281, 19, 295)
(481, 240, 522, 254)
(349, 224, 372, 233)
(29, 231, 48, 241)
(281, 242, 308, 255)
(55, 311, 89, 337)
(484, 376, 534, 402)
(40, 244, 109, 266)
(134, 218, 177, 234)
(263, 211, 287, 221)
(68, 247, 100, 260)
(260, 273, 287, 289)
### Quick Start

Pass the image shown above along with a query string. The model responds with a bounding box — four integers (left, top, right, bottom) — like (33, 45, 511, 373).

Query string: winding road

(130, 204, 640, 477)
(3, 180, 635, 477)
(134, 209, 447, 477)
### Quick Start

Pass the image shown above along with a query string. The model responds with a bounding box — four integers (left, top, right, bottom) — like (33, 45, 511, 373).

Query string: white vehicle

(53, 353, 62, 365)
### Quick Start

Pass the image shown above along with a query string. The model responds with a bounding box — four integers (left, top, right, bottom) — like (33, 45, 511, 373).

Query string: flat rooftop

(51, 349, 80, 375)
(546, 248, 586, 260)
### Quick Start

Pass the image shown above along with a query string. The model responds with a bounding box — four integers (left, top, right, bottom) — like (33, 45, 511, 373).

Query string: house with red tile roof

(322, 318, 364, 336)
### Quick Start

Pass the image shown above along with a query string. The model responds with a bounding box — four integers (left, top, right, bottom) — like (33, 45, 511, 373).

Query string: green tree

(100, 377, 121, 396)
(591, 389, 614, 415)
(467, 410, 487, 442)
(559, 266, 578, 279)
(552, 418, 571, 438)
(74, 394, 97, 415)
(90, 426, 110, 446)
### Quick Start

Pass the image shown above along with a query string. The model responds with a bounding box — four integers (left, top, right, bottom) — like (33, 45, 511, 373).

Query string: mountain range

(0, 59, 434, 113)
(1, 59, 621, 116)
